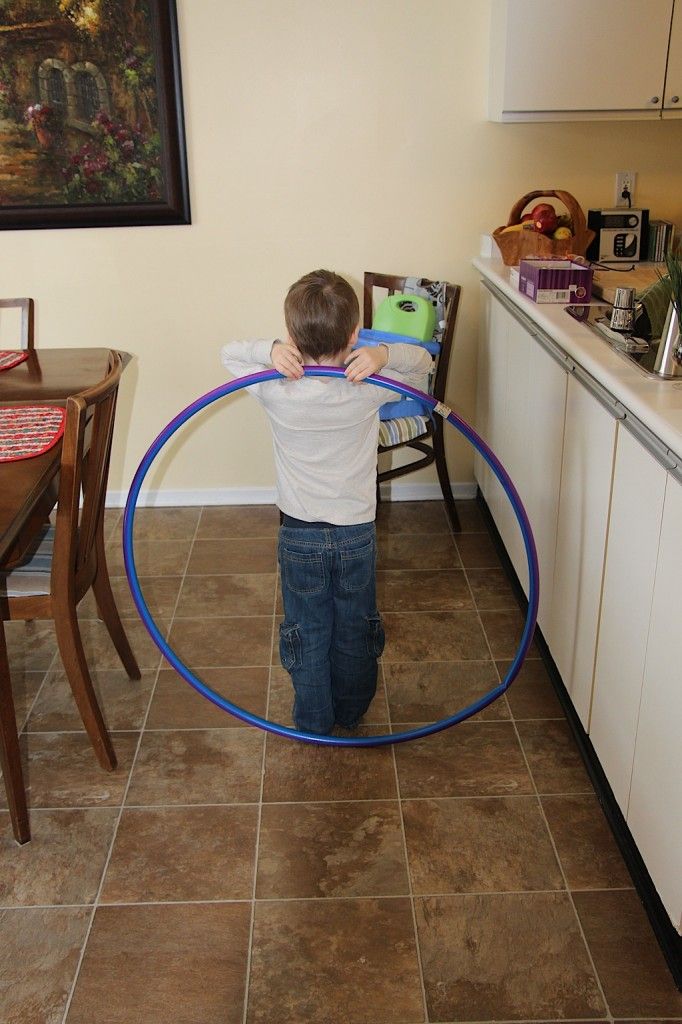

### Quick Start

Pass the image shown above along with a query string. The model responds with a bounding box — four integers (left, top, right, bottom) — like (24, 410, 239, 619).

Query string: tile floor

(1, 499, 681, 1023)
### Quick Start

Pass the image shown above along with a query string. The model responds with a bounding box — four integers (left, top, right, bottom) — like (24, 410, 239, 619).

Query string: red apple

(520, 213, 534, 223)
(534, 209, 559, 234)
(530, 202, 556, 221)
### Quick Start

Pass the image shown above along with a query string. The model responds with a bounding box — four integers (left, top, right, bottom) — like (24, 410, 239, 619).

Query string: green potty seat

(372, 293, 436, 343)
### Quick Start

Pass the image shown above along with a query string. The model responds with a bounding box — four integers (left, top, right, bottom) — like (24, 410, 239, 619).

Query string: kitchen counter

(475, 257, 682, 958)
(473, 257, 682, 465)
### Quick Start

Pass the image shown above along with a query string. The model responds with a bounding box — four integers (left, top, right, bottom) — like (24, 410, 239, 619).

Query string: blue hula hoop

(123, 367, 539, 747)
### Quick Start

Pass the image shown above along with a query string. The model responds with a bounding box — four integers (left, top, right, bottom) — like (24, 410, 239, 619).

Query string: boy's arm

(220, 339, 278, 379)
(345, 342, 432, 382)
(345, 342, 433, 404)
(384, 342, 433, 386)
(221, 339, 304, 380)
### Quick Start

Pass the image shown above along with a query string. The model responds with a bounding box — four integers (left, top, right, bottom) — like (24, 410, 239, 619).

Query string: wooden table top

(0, 348, 120, 564)
(0, 347, 115, 402)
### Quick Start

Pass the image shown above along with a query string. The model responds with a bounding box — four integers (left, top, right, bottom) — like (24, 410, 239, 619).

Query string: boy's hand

(344, 344, 389, 383)
(271, 339, 303, 379)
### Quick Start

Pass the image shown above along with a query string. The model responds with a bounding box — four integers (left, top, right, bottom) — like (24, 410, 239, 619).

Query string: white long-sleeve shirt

(220, 339, 433, 525)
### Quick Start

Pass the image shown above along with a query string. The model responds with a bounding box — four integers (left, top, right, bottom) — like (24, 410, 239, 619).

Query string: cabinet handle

(650, 96, 660, 104)
(619, 412, 679, 472)
(571, 363, 625, 419)
(670, 95, 680, 103)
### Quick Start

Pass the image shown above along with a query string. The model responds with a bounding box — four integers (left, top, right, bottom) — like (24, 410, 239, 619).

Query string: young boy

(221, 269, 432, 735)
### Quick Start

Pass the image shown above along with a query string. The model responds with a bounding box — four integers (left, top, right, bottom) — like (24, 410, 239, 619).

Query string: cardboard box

(518, 258, 593, 303)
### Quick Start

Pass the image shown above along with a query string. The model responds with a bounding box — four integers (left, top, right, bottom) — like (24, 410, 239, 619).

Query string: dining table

(0, 347, 120, 843)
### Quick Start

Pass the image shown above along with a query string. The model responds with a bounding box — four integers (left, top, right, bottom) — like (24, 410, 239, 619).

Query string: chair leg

(433, 420, 462, 533)
(92, 532, 141, 680)
(0, 623, 30, 843)
(53, 606, 117, 772)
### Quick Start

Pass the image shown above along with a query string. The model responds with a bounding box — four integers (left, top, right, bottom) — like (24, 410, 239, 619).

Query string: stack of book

(647, 220, 675, 261)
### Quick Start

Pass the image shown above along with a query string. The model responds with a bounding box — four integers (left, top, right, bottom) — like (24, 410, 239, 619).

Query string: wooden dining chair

(0, 350, 140, 842)
(363, 272, 462, 532)
(0, 298, 35, 349)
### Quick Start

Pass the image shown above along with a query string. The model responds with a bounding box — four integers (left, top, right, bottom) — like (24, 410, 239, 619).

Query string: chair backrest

(0, 298, 35, 349)
(362, 273, 461, 403)
(52, 350, 122, 588)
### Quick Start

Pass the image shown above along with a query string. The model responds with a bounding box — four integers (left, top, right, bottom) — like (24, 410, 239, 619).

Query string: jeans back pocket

(280, 548, 326, 596)
(339, 538, 375, 593)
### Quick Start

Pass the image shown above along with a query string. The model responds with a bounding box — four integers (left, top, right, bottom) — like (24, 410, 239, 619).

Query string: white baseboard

(106, 481, 477, 508)
(381, 481, 477, 502)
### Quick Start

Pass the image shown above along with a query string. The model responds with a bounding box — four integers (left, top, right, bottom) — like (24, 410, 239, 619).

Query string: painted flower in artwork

(61, 110, 162, 203)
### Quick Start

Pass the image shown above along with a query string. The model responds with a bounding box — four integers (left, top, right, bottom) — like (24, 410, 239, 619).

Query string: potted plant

(654, 248, 682, 378)
(657, 247, 682, 321)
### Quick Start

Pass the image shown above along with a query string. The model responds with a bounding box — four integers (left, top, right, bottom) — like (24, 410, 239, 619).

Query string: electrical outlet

(615, 170, 637, 207)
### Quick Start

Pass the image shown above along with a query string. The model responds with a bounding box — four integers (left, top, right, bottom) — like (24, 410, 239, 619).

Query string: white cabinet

(475, 273, 682, 932)
(489, 0, 680, 121)
(664, 1, 682, 112)
(545, 375, 618, 729)
(492, 312, 532, 585)
(590, 425, 667, 814)
(628, 473, 682, 933)
(475, 272, 682, 934)
(474, 284, 509, 524)
(518, 337, 567, 627)
(474, 285, 567, 631)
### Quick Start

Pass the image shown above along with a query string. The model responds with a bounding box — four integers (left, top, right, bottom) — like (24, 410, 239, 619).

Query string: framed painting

(0, 0, 190, 229)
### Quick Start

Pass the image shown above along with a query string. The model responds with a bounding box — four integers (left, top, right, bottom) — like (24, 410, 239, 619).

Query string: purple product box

(518, 259, 593, 304)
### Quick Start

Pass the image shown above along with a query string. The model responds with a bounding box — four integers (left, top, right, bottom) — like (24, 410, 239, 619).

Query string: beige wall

(3, 0, 682, 502)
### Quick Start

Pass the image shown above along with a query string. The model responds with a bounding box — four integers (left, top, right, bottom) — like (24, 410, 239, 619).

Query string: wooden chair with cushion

(0, 298, 35, 349)
(363, 272, 462, 532)
(0, 350, 140, 843)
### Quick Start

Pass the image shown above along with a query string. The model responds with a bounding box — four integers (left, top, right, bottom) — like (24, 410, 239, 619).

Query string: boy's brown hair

(284, 269, 359, 360)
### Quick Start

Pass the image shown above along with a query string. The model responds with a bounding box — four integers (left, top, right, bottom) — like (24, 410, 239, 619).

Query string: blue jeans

(278, 520, 385, 735)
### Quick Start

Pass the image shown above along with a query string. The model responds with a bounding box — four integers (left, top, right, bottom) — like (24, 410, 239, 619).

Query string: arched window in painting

(75, 70, 100, 123)
(46, 67, 67, 114)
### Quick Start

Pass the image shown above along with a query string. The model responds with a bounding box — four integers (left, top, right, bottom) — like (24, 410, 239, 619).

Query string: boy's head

(284, 269, 359, 360)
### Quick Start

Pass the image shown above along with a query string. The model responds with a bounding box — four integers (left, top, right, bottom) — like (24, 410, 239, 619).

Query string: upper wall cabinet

(664, 0, 682, 112)
(489, 0, 681, 121)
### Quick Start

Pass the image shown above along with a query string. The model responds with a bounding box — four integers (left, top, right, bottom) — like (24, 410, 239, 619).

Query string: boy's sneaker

(333, 718, 363, 735)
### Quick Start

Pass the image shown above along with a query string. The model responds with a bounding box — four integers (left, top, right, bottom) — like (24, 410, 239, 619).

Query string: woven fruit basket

(493, 189, 595, 267)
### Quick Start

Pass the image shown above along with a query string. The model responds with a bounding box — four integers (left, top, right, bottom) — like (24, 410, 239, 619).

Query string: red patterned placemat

(0, 405, 66, 463)
(0, 350, 29, 372)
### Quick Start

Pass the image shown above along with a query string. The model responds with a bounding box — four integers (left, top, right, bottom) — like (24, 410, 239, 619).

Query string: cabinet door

(590, 426, 667, 813)
(474, 288, 566, 629)
(490, 0, 671, 119)
(546, 376, 617, 728)
(500, 317, 567, 630)
(474, 284, 494, 502)
(474, 286, 510, 519)
(516, 342, 566, 631)
(496, 313, 532, 581)
(628, 474, 682, 933)
(663, 0, 682, 114)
